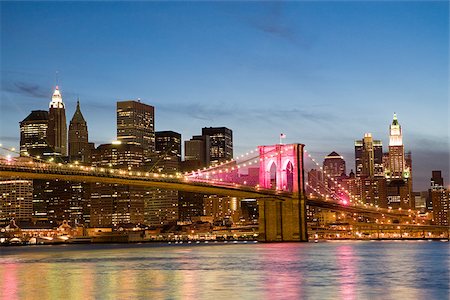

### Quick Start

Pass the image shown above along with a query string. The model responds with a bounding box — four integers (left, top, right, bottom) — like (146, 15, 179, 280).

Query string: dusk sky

(1, 1, 448, 190)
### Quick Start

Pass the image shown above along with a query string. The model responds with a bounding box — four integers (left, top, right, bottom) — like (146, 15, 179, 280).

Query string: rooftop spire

(71, 98, 86, 123)
(49, 85, 64, 109)
(392, 112, 398, 125)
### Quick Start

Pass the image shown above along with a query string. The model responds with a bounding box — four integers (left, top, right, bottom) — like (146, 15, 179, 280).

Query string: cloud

(2, 80, 48, 99)
(232, 2, 311, 48)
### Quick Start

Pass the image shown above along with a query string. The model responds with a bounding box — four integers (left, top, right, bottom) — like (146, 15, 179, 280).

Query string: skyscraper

(151, 131, 181, 174)
(19, 110, 51, 158)
(387, 113, 406, 179)
(183, 135, 211, 169)
(429, 171, 449, 226)
(47, 86, 67, 156)
(385, 114, 413, 209)
(323, 152, 346, 178)
(355, 133, 386, 207)
(202, 127, 233, 164)
(355, 133, 383, 178)
(117, 100, 155, 156)
(68, 100, 90, 163)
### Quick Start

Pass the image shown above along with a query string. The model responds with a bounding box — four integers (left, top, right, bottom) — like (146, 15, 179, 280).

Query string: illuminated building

(202, 127, 233, 164)
(32, 179, 90, 226)
(47, 86, 68, 156)
(183, 135, 210, 170)
(144, 188, 178, 226)
(150, 131, 181, 174)
(384, 114, 413, 209)
(117, 100, 155, 156)
(178, 192, 206, 223)
(90, 184, 145, 227)
(19, 110, 52, 158)
(92, 142, 144, 170)
(386, 113, 406, 179)
(203, 196, 240, 224)
(323, 151, 346, 193)
(68, 100, 90, 163)
(355, 133, 387, 207)
(429, 171, 449, 226)
(142, 131, 182, 226)
(355, 133, 383, 178)
(0, 180, 33, 226)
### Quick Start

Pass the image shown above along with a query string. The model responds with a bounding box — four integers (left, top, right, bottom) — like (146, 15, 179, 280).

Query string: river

(1, 241, 448, 299)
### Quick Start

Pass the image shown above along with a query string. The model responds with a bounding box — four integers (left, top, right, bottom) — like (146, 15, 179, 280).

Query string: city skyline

(1, 1, 448, 190)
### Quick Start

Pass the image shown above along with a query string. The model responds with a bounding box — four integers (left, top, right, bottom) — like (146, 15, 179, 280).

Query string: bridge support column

(258, 196, 308, 242)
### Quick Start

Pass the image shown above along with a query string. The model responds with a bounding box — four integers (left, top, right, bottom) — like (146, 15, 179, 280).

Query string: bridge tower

(258, 143, 308, 242)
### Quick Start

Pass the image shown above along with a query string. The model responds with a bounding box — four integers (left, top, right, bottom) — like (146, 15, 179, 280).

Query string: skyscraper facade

(47, 86, 67, 156)
(151, 131, 181, 174)
(68, 100, 90, 163)
(387, 113, 406, 179)
(202, 127, 233, 164)
(117, 100, 155, 156)
(0, 180, 33, 226)
(184, 135, 211, 169)
(19, 110, 50, 158)
(355, 133, 383, 178)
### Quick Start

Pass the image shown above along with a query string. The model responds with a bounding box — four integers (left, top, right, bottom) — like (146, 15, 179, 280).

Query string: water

(1, 241, 449, 300)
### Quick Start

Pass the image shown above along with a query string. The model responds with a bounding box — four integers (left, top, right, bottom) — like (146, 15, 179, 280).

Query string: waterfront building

(68, 100, 90, 163)
(19, 110, 52, 158)
(117, 100, 155, 157)
(90, 184, 145, 227)
(32, 179, 90, 226)
(144, 188, 178, 226)
(429, 171, 449, 226)
(202, 127, 233, 165)
(178, 192, 206, 223)
(0, 180, 33, 226)
(47, 86, 68, 156)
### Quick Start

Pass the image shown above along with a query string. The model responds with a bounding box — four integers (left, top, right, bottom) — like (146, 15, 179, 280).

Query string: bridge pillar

(258, 143, 308, 242)
(258, 196, 308, 242)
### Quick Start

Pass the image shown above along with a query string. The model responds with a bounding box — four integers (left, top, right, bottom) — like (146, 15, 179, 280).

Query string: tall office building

(355, 133, 386, 207)
(184, 135, 211, 170)
(0, 180, 33, 226)
(151, 131, 182, 174)
(92, 142, 144, 170)
(202, 127, 233, 164)
(47, 86, 67, 156)
(323, 152, 346, 178)
(385, 114, 413, 209)
(19, 110, 51, 158)
(68, 100, 90, 163)
(117, 100, 155, 156)
(387, 113, 406, 179)
(429, 171, 449, 226)
(355, 133, 383, 178)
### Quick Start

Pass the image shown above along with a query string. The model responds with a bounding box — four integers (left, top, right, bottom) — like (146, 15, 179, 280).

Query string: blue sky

(1, 1, 448, 190)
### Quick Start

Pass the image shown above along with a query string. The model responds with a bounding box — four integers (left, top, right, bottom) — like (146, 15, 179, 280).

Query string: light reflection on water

(0, 241, 448, 299)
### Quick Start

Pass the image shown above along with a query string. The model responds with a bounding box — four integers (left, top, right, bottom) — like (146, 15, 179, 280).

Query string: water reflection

(0, 242, 448, 299)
